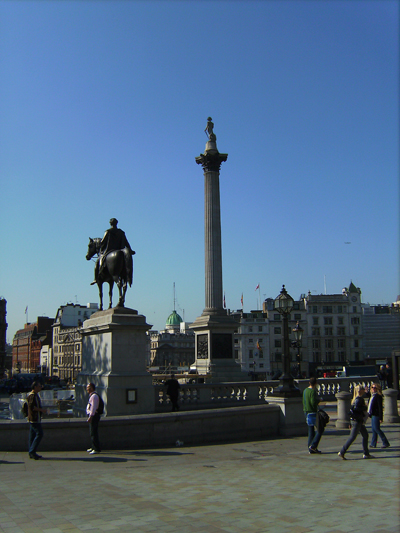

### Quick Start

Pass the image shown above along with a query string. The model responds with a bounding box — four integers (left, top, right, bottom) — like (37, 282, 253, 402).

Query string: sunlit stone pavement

(0, 422, 399, 532)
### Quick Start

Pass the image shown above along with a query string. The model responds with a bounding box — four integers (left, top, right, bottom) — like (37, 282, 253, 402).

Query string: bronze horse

(86, 238, 133, 310)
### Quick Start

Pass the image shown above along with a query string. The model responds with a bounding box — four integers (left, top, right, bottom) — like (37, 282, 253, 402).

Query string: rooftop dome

(166, 310, 183, 326)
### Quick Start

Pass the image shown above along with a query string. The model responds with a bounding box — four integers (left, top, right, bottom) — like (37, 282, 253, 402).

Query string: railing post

(383, 389, 400, 423)
(246, 383, 260, 402)
(335, 391, 352, 428)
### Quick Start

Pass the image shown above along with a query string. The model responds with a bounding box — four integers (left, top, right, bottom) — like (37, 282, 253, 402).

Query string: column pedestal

(190, 312, 250, 383)
(74, 308, 154, 417)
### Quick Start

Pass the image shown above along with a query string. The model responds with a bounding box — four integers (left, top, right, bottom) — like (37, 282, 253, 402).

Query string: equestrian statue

(86, 218, 135, 310)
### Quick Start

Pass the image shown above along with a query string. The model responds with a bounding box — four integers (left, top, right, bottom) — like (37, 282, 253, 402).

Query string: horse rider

(92, 218, 135, 284)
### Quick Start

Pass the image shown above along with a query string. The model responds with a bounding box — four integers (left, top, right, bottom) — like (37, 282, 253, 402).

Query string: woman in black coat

(368, 383, 390, 448)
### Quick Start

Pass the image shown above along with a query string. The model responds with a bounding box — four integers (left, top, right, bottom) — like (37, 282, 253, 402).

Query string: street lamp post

(292, 321, 304, 378)
(273, 285, 301, 397)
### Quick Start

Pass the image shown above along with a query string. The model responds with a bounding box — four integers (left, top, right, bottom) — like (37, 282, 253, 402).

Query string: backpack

(21, 401, 29, 418)
(318, 409, 330, 425)
(95, 393, 104, 415)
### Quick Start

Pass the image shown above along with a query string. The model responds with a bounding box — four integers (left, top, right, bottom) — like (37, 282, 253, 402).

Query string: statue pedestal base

(74, 308, 154, 417)
(190, 311, 250, 383)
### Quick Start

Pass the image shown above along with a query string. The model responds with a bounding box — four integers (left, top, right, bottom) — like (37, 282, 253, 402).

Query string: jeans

(340, 421, 369, 455)
(28, 423, 43, 456)
(306, 413, 322, 449)
(371, 416, 389, 447)
(89, 413, 101, 452)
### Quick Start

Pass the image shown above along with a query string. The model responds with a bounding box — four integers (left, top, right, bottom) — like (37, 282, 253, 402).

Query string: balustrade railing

(155, 376, 379, 412)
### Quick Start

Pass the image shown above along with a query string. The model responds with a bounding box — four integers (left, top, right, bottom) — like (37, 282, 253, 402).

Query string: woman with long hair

(368, 383, 390, 448)
(338, 384, 373, 460)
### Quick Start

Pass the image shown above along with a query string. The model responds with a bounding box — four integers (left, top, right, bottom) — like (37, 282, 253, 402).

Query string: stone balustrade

(154, 376, 381, 412)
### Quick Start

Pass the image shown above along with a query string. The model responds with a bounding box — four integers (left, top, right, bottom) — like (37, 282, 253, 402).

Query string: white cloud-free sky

(1, 0, 398, 342)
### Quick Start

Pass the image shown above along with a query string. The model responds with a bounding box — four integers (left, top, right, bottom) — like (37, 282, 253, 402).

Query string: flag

(241, 293, 243, 307)
(25, 306, 28, 314)
(223, 292, 226, 308)
(255, 284, 260, 291)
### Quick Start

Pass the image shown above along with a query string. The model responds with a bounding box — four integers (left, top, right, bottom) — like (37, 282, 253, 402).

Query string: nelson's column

(190, 118, 249, 382)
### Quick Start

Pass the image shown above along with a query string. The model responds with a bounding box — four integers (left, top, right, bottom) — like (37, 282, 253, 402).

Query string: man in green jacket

(303, 377, 322, 454)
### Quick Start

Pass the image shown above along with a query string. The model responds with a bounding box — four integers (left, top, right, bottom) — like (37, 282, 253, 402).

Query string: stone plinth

(74, 308, 154, 417)
(383, 389, 400, 423)
(335, 391, 352, 428)
(190, 312, 250, 382)
(267, 396, 307, 437)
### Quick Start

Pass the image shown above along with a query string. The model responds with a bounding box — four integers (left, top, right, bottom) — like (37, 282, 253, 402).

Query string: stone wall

(0, 404, 281, 452)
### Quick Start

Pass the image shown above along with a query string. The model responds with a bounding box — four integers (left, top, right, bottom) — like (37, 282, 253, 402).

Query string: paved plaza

(0, 421, 399, 533)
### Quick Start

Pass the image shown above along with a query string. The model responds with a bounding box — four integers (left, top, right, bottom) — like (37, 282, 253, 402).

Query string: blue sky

(1, 0, 398, 343)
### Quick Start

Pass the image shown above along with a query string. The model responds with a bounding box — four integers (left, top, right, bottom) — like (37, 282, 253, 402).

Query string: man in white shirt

(86, 383, 101, 454)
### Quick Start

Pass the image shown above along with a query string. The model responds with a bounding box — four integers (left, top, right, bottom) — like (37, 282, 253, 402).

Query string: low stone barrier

(0, 404, 281, 452)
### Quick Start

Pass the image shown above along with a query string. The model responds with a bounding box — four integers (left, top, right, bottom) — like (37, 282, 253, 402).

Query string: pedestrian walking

(385, 364, 393, 389)
(27, 381, 48, 460)
(377, 365, 387, 389)
(303, 377, 322, 454)
(368, 383, 390, 449)
(86, 383, 102, 454)
(165, 373, 180, 411)
(338, 384, 373, 460)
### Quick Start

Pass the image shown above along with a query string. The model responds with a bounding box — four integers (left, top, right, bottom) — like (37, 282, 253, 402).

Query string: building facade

(52, 303, 98, 381)
(12, 317, 54, 373)
(149, 311, 195, 371)
(0, 298, 7, 377)
(303, 282, 363, 374)
(229, 310, 270, 376)
(362, 299, 400, 363)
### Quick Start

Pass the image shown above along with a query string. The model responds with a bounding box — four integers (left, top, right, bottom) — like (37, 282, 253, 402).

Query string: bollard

(335, 391, 352, 429)
(383, 389, 400, 423)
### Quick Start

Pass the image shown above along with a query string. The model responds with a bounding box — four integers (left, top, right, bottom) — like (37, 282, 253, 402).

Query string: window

(274, 314, 281, 321)
(274, 327, 281, 334)
(275, 353, 282, 362)
(338, 306, 343, 313)
(338, 351, 346, 362)
(338, 316, 344, 325)
(249, 350, 253, 359)
(353, 306, 357, 313)
(258, 339, 263, 345)
(354, 340, 359, 348)
(354, 352, 360, 361)
(275, 340, 282, 348)
(312, 306, 318, 314)
(337, 327, 345, 336)
(234, 350, 239, 359)
(313, 317, 319, 325)
(323, 306, 332, 313)
(337, 339, 345, 349)
(312, 327, 320, 336)
(324, 317, 333, 325)
(234, 338, 239, 344)
(325, 339, 333, 349)
(351, 317, 360, 325)
(259, 363, 264, 368)
(248, 326, 253, 333)
(258, 326, 263, 332)
(313, 352, 321, 363)
(312, 339, 320, 349)
(324, 327, 333, 336)
(294, 313, 301, 321)
(249, 339, 253, 344)
(353, 327, 358, 335)
(293, 303, 300, 310)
